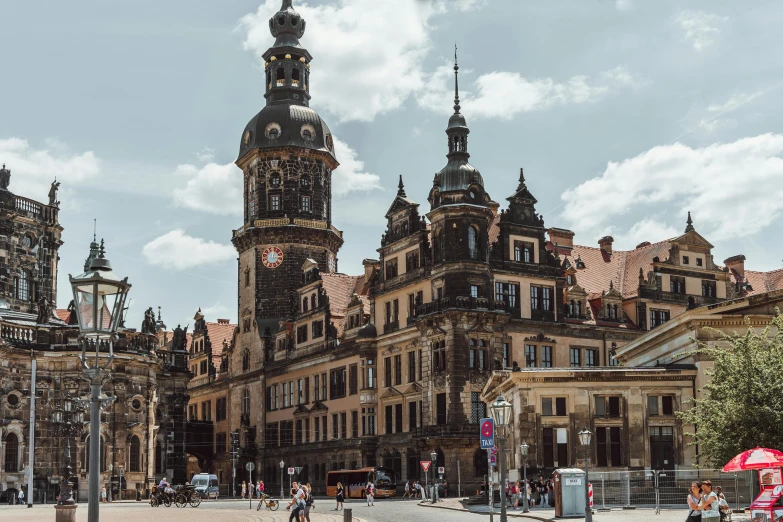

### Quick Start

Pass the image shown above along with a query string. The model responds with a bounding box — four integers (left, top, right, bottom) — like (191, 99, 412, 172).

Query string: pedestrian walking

(302, 484, 314, 522)
(366, 480, 374, 506)
(403, 480, 411, 498)
(18, 488, 24, 505)
(286, 482, 305, 522)
(334, 481, 344, 510)
(101, 486, 107, 503)
(241, 480, 247, 499)
(700, 480, 720, 522)
(258, 480, 264, 499)
(443, 480, 448, 498)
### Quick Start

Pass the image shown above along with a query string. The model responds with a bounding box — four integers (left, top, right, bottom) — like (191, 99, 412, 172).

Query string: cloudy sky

(2, 0, 782, 329)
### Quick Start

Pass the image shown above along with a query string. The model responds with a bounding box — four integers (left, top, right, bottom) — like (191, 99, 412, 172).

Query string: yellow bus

(325, 467, 397, 499)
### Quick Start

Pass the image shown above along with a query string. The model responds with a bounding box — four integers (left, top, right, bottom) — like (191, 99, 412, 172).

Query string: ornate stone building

(0, 173, 191, 501)
(184, 0, 783, 495)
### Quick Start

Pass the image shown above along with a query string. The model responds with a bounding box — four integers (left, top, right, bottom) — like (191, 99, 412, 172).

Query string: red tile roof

(489, 214, 501, 245)
(735, 268, 783, 296)
(55, 309, 71, 323)
(321, 273, 370, 338)
(205, 321, 236, 358)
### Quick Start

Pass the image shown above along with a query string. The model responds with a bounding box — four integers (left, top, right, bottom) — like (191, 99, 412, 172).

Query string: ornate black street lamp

(520, 441, 529, 513)
(52, 393, 85, 506)
(69, 240, 131, 522)
(578, 426, 593, 522)
(490, 393, 513, 522)
(430, 450, 438, 504)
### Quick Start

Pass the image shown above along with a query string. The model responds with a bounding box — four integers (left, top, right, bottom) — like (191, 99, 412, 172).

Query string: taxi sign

(480, 418, 495, 449)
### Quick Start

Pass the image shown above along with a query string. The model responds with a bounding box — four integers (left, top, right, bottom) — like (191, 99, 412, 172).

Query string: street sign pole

(488, 454, 494, 522)
(245, 462, 255, 510)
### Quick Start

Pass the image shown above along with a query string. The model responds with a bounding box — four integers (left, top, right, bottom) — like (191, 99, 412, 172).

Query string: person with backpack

(302, 484, 314, 522)
(366, 480, 374, 506)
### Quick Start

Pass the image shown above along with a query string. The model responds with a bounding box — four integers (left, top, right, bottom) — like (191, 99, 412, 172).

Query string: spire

(397, 175, 406, 197)
(685, 211, 694, 232)
(453, 43, 461, 114)
(84, 225, 101, 272)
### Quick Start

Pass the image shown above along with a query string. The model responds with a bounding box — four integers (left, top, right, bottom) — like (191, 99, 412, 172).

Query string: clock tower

(232, 0, 343, 346)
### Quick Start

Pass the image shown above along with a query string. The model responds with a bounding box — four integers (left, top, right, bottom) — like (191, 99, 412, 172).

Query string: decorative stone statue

(36, 295, 52, 324)
(48, 180, 61, 206)
(171, 323, 189, 352)
(141, 307, 157, 334)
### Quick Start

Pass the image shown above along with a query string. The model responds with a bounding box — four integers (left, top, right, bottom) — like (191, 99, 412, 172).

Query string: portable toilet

(553, 468, 586, 518)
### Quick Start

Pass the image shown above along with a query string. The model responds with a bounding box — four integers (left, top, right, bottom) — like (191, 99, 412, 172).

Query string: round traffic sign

(481, 420, 493, 437)
(245, 462, 255, 471)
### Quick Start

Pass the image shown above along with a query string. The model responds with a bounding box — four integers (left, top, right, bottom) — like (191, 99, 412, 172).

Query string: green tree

(677, 312, 783, 468)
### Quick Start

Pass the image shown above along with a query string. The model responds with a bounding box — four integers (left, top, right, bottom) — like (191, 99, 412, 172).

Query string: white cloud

(142, 229, 236, 270)
(418, 64, 636, 119)
(196, 147, 216, 163)
(240, 0, 443, 123)
(615, 219, 679, 250)
(453, 0, 487, 11)
(675, 10, 728, 52)
(615, 0, 633, 12)
(707, 91, 766, 113)
(560, 134, 783, 243)
(332, 136, 381, 196)
(201, 301, 236, 323)
(0, 137, 100, 202)
(172, 162, 243, 216)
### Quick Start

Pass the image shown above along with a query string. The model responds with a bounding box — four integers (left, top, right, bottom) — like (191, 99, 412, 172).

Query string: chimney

(362, 258, 379, 284)
(217, 319, 230, 325)
(548, 228, 575, 249)
(487, 200, 500, 218)
(724, 255, 746, 277)
(598, 236, 614, 255)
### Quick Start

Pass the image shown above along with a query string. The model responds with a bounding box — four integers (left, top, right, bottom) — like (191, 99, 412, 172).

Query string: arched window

(311, 293, 317, 309)
(242, 350, 250, 371)
(276, 68, 285, 86)
(292, 68, 301, 86)
(4, 433, 18, 471)
(266, 69, 271, 88)
(16, 270, 30, 301)
(606, 304, 611, 318)
(612, 305, 618, 320)
(577, 301, 583, 316)
(129, 435, 141, 472)
(468, 227, 478, 260)
(514, 244, 521, 262)
(242, 388, 251, 415)
(302, 297, 308, 313)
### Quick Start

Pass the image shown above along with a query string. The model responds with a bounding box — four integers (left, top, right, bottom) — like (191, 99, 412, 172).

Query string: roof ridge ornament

(453, 43, 461, 114)
(685, 211, 695, 233)
(397, 175, 406, 197)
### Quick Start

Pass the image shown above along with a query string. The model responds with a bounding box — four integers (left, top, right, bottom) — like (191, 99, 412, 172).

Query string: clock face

(23, 236, 32, 248)
(262, 246, 284, 269)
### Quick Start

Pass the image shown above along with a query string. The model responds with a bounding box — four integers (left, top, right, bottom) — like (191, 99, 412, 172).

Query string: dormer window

(567, 274, 574, 285)
(575, 256, 585, 269)
(270, 173, 281, 187)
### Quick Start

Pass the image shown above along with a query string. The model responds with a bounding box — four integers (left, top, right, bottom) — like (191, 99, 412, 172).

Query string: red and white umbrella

(722, 447, 783, 472)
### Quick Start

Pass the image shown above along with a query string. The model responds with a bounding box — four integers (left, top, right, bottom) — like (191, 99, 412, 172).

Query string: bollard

(343, 507, 352, 522)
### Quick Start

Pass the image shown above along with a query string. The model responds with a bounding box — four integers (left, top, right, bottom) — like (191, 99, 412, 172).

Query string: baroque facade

(0, 171, 190, 501)
(185, 0, 783, 494)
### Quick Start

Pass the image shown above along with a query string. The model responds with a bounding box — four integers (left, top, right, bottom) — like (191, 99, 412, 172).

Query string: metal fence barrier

(590, 469, 755, 512)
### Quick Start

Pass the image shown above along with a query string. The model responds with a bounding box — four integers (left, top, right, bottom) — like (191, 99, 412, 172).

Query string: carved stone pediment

(524, 332, 556, 344)
(293, 404, 310, 416)
(380, 387, 404, 399)
(310, 400, 328, 412)
(403, 382, 422, 395)
(467, 323, 493, 335)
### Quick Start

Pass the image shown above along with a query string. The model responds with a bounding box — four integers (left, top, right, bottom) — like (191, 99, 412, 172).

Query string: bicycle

(256, 494, 280, 511)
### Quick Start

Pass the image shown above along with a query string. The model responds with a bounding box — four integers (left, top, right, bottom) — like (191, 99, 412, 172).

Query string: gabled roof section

(205, 320, 236, 359)
(385, 175, 419, 218)
(320, 272, 371, 338)
(737, 268, 783, 296)
(670, 229, 714, 249)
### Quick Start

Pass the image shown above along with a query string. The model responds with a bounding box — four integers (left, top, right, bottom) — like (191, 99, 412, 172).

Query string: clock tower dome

(232, 0, 343, 348)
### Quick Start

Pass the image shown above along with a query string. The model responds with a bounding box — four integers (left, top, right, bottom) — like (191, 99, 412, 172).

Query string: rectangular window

(384, 357, 392, 387)
(570, 347, 581, 367)
(321, 373, 327, 400)
(670, 276, 686, 294)
(408, 351, 416, 382)
(543, 428, 568, 468)
(312, 320, 323, 338)
(662, 395, 674, 415)
(314, 375, 320, 401)
(650, 426, 675, 469)
(597, 426, 608, 467)
(395, 404, 403, 433)
(282, 382, 289, 408)
(301, 196, 310, 212)
(610, 426, 622, 466)
(351, 410, 359, 438)
(525, 344, 537, 368)
(585, 348, 598, 367)
(408, 293, 415, 320)
(405, 250, 420, 272)
(514, 241, 534, 262)
(702, 280, 716, 297)
(385, 258, 398, 279)
(304, 377, 310, 403)
(436, 393, 447, 425)
(556, 397, 567, 417)
(330, 367, 346, 399)
(541, 345, 552, 368)
(349, 364, 358, 395)
(502, 342, 510, 368)
(596, 396, 620, 417)
(215, 432, 227, 455)
(332, 413, 339, 440)
(470, 285, 479, 298)
(542, 287, 552, 311)
(298, 379, 304, 405)
(385, 405, 393, 434)
(682, 256, 689, 265)
(543, 428, 554, 468)
(470, 392, 486, 423)
(297, 325, 308, 344)
(649, 309, 671, 329)
(305, 419, 310, 442)
(289, 380, 294, 407)
(265, 423, 279, 448)
(495, 282, 504, 302)
(391, 355, 401, 385)
(696, 258, 703, 267)
(322, 415, 327, 441)
(408, 401, 418, 430)
(530, 285, 540, 310)
(281, 421, 294, 446)
(270, 194, 280, 211)
(542, 397, 553, 417)
(341, 412, 347, 439)
(647, 395, 659, 416)
(314, 417, 320, 441)
(295, 419, 303, 444)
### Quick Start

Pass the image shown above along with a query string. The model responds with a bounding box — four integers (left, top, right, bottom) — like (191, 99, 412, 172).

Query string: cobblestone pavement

(0, 499, 753, 522)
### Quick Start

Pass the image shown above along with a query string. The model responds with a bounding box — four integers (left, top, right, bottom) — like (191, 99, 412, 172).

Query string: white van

(191, 473, 219, 499)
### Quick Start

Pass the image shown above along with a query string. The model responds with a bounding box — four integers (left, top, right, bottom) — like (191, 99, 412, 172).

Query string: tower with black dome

(233, 0, 343, 349)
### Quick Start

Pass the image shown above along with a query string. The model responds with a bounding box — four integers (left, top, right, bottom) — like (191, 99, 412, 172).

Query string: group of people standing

(240, 480, 264, 499)
(687, 480, 731, 522)
(507, 478, 553, 510)
(285, 481, 314, 522)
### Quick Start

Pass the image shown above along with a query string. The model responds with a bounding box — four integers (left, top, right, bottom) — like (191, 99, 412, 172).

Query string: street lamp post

(520, 441, 529, 513)
(52, 393, 85, 508)
(578, 426, 593, 522)
(279, 460, 285, 499)
(430, 450, 437, 504)
(69, 240, 131, 522)
(490, 394, 513, 522)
